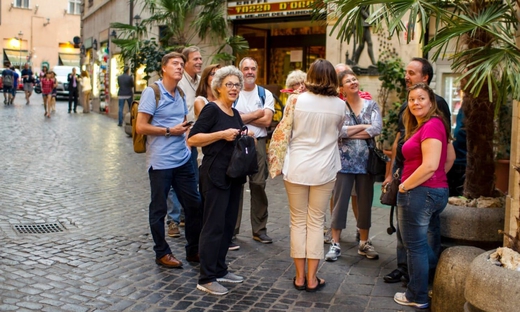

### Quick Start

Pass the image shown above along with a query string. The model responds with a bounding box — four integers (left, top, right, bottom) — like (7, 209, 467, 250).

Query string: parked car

(53, 66, 80, 99)
(0, 68, 23, 91)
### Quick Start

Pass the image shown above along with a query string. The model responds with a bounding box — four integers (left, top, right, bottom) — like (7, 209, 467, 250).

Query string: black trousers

(198, 174, 242, 285)
(68, 88, 78, 112)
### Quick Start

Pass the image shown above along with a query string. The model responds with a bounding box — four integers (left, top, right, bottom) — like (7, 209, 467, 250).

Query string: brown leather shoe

(155, 254, 183, 268)
(186, 253, 200, 263)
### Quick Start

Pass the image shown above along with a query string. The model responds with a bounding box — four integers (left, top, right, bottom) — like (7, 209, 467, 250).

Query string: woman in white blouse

(283, 59, 346, 292)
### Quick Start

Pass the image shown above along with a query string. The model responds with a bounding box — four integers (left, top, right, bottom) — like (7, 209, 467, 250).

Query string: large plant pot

(464, 250, 520, 312)
(495, 159, 510, 194)
(432, 246, 484, 312)
(440, 203, 504, 250)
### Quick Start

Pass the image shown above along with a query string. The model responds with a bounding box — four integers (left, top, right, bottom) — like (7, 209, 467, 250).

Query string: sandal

(293, 277, 306, 291)
(305, 277, 325, 292)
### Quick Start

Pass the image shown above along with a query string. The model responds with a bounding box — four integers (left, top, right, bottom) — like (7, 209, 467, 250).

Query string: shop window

(14, 0, 30, 8)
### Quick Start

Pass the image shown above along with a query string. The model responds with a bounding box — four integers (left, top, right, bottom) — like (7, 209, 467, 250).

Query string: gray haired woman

(188, 65, 247, 296)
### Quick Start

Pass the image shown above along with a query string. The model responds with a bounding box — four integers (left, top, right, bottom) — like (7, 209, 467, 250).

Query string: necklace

(183, 72, 198, 92)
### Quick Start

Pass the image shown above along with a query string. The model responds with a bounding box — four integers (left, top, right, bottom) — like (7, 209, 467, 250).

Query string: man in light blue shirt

(136, 52, 202, 268)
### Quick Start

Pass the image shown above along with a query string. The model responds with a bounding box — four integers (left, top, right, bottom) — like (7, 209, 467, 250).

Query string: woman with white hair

(188, 65, 247, 296)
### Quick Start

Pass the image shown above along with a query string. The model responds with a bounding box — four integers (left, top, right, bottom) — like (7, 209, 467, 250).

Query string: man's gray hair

(182, 46, 200, 61)
(211, 66, 244, 98)
(238, 57, 258, 70)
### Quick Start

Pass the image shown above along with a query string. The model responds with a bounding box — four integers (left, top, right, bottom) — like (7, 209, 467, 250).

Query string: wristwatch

(165, 127, 171, 137)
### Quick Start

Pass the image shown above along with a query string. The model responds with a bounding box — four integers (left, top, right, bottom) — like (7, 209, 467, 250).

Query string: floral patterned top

(339, 99, 382, 174)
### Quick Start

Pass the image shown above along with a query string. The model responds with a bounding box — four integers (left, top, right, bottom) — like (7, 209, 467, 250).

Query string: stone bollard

(431, 246, 484, 312)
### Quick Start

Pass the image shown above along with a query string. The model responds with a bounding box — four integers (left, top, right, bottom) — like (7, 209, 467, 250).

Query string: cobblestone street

(0, 94, 417, 311)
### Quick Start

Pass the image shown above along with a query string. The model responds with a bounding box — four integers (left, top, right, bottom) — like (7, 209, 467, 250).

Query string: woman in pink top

(41, 71, 55, 118)
(393, 83, 454, 309)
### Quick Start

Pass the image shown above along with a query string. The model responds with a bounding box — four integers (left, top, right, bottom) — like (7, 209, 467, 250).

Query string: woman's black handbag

(226, 126, 259, 178)
(367, 139, 389, 176)
(380, 169, 400, 206)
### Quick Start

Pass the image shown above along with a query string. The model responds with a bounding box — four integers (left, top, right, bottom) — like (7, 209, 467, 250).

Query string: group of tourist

(135, 47, 455, 309)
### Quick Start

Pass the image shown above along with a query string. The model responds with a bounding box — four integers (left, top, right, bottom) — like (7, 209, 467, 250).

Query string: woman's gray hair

(211, 65, 244, 98)
(285, 70, 306, 88)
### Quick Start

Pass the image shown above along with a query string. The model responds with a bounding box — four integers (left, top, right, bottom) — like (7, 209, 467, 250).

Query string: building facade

(81, 0, 460, 123)
(0, 0, 81, 72)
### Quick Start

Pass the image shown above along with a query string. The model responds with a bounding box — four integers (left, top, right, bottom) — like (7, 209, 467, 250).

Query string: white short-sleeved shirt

(283, 92, 346, 185)
(233, 85, 275, 138)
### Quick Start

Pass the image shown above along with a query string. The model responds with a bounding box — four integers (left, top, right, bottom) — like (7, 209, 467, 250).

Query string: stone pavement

(0, 94, 419, 311)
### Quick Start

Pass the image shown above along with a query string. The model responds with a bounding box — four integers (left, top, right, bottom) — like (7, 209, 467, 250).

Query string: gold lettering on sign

(235, 4, 271, 14)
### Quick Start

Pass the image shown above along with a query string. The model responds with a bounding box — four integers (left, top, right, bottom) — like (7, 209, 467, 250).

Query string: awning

(59, 53, 80, 67)
(3, 49, 29, 67)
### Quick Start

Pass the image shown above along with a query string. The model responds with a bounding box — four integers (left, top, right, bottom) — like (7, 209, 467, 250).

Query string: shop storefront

(228, 0, 324, 92)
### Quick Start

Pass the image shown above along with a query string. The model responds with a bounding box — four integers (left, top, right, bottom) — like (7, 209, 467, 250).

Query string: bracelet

(399, 184, 407, 192)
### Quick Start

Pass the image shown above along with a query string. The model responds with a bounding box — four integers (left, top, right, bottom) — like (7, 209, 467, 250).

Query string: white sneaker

(197, 282, 229, 295)
(394, 292, 429, 308)
(358, 241, 379, 259)
(325, 242, 341, 261)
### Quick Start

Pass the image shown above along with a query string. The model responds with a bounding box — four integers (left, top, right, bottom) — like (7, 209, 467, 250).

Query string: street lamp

(133, 14, 141, 26)
(18, 31, 23, 68)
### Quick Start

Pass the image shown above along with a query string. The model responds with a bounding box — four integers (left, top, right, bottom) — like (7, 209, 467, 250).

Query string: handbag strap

(345, 100, 374, 147)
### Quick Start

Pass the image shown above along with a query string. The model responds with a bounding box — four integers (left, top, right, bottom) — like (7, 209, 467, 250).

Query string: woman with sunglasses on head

(188, 65, 248, 296)
(393, 83, 453, 309)
(326, 69, 382, 262)
(194, 64, 221, 119)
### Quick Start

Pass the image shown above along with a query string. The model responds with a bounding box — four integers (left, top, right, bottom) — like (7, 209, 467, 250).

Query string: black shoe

(74, 110, 77, 113)
(68, 110, 71, 113)
(253, 233, 273, 244)
(384, 269, 406, 283)
(117, 123, 122, 127)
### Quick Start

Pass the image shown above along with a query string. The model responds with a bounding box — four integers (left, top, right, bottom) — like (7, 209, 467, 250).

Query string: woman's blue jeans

(397, 186, 448, 304)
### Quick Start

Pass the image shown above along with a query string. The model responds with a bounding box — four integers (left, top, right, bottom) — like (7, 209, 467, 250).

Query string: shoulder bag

(227, 126, 259, 178)
(380, 168, 400, 206)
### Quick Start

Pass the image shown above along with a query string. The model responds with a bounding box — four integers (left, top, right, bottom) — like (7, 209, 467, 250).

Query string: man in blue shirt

(136, 52, 202, 268)
(2, 65, 14, 105)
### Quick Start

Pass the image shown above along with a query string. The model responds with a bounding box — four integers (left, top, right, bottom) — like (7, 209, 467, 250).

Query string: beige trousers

(284, 179, 335, 259)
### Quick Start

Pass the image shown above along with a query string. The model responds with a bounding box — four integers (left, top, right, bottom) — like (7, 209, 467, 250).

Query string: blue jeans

(397, 186, 448, 304)
(148, 160, 202, 258)
(118, 98, 132, 125)
(167, 147, 199, 224)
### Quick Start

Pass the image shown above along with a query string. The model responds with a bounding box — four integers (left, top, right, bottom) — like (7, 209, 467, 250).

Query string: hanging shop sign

(227, 0, 315, 20)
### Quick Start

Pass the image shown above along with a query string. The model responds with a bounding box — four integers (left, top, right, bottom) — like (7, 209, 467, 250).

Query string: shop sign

(227, 0, 315, 20)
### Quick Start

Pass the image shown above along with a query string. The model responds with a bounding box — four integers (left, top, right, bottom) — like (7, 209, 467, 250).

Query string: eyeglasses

(224, 82, 241, 90)
(291, 82, 305, 89)
(209, 72, 216, 76)
(343, 78, 358, 84)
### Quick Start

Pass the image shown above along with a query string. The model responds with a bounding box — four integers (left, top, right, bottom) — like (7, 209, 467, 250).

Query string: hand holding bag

(380, 168, 400, 206)
(226, 126, 259, 178)
(345, 101, 389, 176)
(267, 94, 298, 178)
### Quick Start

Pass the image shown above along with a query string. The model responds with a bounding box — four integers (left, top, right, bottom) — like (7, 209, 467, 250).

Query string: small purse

(345, 102, 389, 176)
(267, 94, 298, 178)
(226, 126, 259, 178)
(380, 168, 400, 206)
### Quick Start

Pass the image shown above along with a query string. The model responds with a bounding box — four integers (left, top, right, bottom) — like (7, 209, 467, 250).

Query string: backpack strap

(257, 86, 266, 107)
(149, 83, 161, 108)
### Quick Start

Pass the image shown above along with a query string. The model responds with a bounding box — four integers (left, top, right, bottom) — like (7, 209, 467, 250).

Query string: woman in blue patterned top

(325, 69, 383, 261)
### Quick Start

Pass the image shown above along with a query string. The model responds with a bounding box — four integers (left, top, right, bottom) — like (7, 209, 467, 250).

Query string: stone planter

(440, 203, 504, 250)
(432, 246, 484, 312)
(464, 250, 520, 312)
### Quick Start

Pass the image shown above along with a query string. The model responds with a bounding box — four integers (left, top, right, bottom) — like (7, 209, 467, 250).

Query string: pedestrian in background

(194, 64, 220, 119)
(67, 67, 79, 113)
(49, 71, 58, 112)
(326, 69, 382, 262)
(80, 70, 92, 113)
(2, 65, 14, 105)
(135, 52, 202, 270)
(282, 59, 346, 292)
(117, 66, 134, 126)
(188, 65, 247, 296)
(10, 66, 19, 104)
(394, 83, 453, 309)
(21, 63, 34, 105)
(41, 71, 54, 118)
